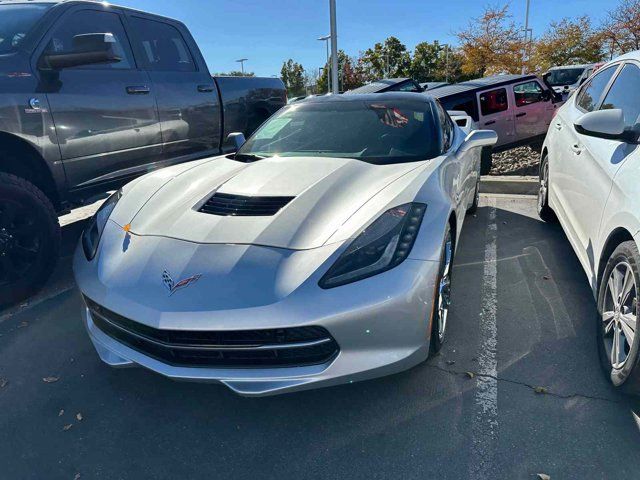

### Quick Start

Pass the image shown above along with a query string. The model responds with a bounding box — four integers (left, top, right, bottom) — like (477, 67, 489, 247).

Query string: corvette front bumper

(74, 226, 440, 396)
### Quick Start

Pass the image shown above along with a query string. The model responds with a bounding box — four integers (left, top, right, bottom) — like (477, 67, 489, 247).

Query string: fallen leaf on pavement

(446, 360, 455, 365)
(542, 275, 550, 280)
(43, 376, 59, 383)
(62, 424, 73, 431)
(17, 321, 28, 328)
(534, 386, 548, 394)
(76, 413, 83, 421)
(0, 378, 8, 388)
(537, 474, 551, 480)
(465, 371, 475, 379)
(58, 409, 64, 417)
(74, 474, 81, 480)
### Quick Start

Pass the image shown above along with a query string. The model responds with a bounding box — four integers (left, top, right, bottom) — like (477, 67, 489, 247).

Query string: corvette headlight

(82, 189, 122, 260)
(319, 203, 426, 288)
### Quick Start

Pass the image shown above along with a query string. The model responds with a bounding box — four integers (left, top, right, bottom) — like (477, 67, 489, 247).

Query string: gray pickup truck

(0, 0, 286, 306)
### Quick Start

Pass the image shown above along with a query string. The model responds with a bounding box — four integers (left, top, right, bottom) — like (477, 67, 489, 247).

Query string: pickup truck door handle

(570, 144, 583, 155)
(197, 84, 215, 93)
(554, 122, 563, 131)
(515, 112, 527, 118)
(484, 120, 496, 126)
(126, 85, 150, 95)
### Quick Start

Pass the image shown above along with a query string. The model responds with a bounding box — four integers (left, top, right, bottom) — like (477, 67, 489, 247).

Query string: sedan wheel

(537, 155, 556, 223)
(598, 241, 640, 392)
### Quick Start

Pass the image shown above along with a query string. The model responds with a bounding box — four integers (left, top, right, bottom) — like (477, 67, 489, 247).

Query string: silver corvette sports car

(73, 93, 497, 396)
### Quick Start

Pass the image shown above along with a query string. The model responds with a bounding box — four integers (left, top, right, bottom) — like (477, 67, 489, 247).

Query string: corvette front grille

(84, 297, 339, 368)
(198, 192, 294, 216)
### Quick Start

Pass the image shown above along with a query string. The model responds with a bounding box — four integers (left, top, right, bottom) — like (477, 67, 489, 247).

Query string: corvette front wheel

(430, 225, 453, 355)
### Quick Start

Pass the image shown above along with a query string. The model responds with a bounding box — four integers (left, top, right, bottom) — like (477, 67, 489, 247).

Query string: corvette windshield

(237, 99, 440, 165)
(0, 3, 52, 54)
(546, 68, 585, 86)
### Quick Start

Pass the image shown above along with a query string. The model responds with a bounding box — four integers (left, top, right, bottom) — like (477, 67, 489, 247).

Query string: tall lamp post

(329, 0, 339, 94)
(318, 35, 331, 94)
(236, 58, 248, 75)
(521, 0, 531, 74)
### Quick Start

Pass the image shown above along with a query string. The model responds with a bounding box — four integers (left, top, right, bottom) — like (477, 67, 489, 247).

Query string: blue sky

(115, 0, 611, 77)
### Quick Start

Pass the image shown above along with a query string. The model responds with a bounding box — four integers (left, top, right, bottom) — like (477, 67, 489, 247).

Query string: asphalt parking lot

(1, 194, 639, 480)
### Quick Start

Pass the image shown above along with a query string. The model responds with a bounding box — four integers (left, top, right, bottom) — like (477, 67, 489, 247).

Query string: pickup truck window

(513, 81, 544, 107)
(576, 65, 618, 112)
(600, 64, 640, 129)
(480, 88, 508, 116)
(43, 10, 133, 70)
(0, 3, 52, 54)
(128, 17, 196, 72)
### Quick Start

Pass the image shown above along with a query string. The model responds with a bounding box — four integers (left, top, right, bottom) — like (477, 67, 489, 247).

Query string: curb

(480, 175, 538, 196)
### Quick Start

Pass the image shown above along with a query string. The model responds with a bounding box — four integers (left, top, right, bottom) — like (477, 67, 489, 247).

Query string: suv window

(480, 88, 508, 116)
(129, 17, 195, 72)
(43, 9, 133, 70)
(513, 81, 544, 107)
(600, 63, 640, 129)
(435, 101, 454, 152)
(576, 65, 618, 112)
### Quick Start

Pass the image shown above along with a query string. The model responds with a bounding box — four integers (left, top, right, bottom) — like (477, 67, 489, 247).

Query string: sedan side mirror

(39, 33, 121, 70)
(226, 132, 246, 152)
(575, 109, 639, 143)
(457, 129, 498, 155)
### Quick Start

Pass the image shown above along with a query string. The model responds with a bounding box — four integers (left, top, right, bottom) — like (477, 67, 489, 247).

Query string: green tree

(456, 5, 524, 76)
(409, 41, 466, 83)
(317, 50, 366, 93)
(359, 36, 412, 79)
(280, 59, 306, 97)
(531, 16, 604, 72)
(213, 71, 255, 77)
(602, 0, 640, 55)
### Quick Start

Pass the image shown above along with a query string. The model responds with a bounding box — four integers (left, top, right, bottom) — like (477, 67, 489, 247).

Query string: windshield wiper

(233, 153, 267, 163)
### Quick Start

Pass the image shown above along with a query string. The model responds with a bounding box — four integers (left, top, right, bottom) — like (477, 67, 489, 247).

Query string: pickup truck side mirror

(575, 109, 639, 143)
(226, 132, 246, 152)
(457, 129, 498, 155)
(39, 33, 121, 70)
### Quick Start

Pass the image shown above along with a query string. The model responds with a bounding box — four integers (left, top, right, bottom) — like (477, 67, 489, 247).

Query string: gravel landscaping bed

(489, 146, 541, 176)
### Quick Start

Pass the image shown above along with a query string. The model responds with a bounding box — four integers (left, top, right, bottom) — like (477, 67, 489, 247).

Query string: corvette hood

(124, 155, 422, 250)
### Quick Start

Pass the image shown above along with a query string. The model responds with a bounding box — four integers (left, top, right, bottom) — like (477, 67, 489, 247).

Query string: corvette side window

(435, 101, 453, 152)
(599, 64, 640, 129)
(576, 66, 617, 112)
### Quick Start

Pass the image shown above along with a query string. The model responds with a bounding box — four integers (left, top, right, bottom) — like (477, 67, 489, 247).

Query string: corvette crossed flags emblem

(162, 270, 202, 296)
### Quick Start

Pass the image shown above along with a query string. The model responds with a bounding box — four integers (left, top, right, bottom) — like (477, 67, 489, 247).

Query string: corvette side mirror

(226, 132, 246, 152)
(457, 130, 498, 155)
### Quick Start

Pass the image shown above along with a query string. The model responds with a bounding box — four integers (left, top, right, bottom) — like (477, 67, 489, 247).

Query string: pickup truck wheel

(0, 173, 60, 308)
(480, 147, 493, 175)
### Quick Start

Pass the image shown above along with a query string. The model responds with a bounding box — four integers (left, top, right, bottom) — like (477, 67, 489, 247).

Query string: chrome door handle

(126, 85, 150, 95)
(197, 84, 215, 93)
(484, 120, 496, 126)
(515, 112, 526, 118)
(570, 144, 583, 155)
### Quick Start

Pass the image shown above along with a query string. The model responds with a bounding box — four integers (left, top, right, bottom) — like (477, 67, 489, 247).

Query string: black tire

(480, 147, 493, 176)
(430, 225, 453, 355)
(0, 173, 60, 308)
(537, 154, 557, 223)
(467, 176, 480, 215)
(597, 241, 640, 394)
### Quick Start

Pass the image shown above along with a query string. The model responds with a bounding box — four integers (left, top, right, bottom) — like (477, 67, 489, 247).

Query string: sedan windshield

(0, 3, 52, 54)
(237, 99, 440, 165)
(546, 68, 585, 87)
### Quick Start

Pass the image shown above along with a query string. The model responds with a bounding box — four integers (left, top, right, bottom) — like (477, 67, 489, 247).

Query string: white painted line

(469, 199, 499, 479)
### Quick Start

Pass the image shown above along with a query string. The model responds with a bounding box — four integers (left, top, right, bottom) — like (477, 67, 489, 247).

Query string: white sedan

(538, 51, 640, 392)
(73, 93, 496, 396)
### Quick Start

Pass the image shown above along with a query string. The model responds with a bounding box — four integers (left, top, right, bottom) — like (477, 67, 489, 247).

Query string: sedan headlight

(82, 189, 122, 260)
(319, 203, 426, 288)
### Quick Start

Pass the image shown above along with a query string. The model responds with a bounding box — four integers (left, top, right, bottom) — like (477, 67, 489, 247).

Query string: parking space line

(470, 199, 499, 479)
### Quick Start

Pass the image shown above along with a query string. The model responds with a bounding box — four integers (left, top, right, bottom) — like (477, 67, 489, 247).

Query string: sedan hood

(123, 156, 422, 250)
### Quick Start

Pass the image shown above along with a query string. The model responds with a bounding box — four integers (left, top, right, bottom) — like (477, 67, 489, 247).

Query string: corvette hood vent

(199, 192, 295, 217)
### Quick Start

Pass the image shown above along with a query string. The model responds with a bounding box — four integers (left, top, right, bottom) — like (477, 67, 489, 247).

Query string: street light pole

(236, 58, 248, 75)
(444, 44, 449, 83)
(318, 35, 331, 94)
(521, 0, 530, 74)
(329, 0, 339, 94)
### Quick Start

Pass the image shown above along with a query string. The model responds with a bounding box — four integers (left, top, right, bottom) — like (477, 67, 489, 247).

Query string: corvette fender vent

(199, 192, 294, 216)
